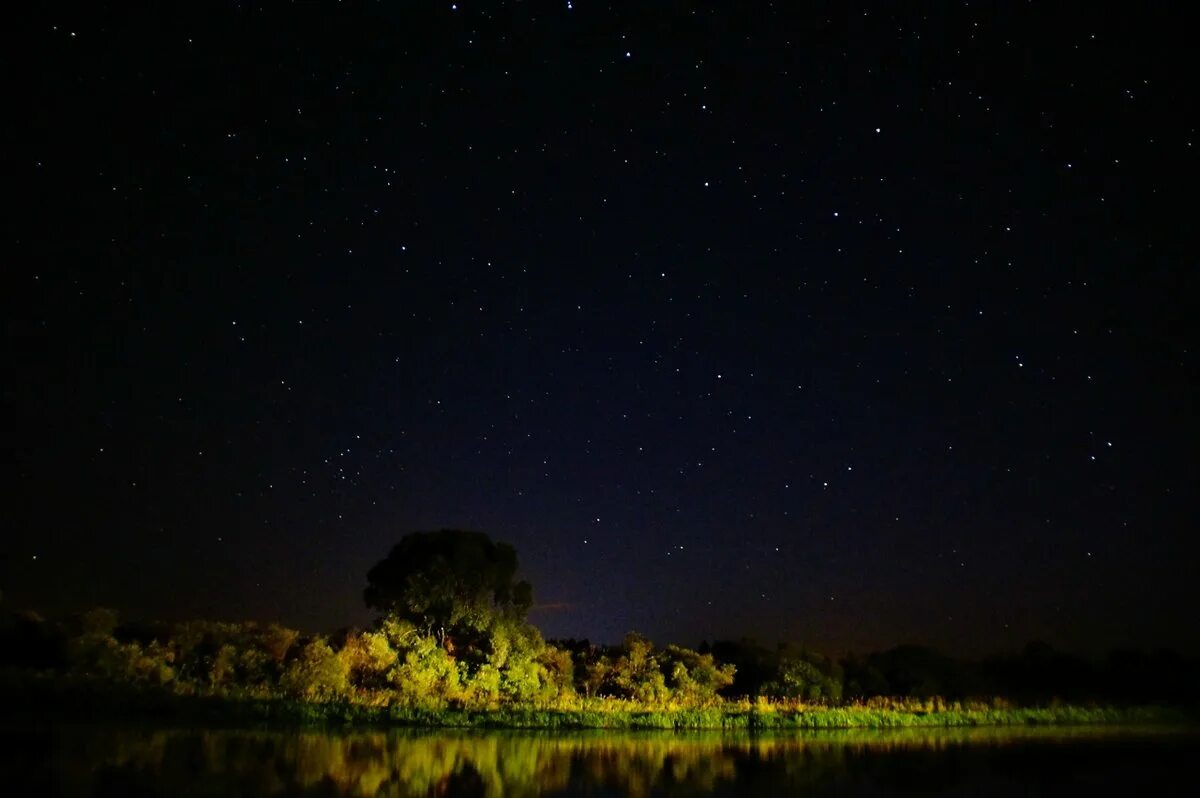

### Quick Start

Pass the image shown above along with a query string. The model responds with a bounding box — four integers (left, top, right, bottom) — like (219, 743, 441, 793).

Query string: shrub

(280, 639, 350, 701)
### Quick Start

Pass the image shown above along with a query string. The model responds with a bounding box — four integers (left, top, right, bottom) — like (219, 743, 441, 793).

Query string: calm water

(2, 723, 1194, 796)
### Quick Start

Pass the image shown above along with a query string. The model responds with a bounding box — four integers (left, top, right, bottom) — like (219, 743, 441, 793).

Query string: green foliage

(661, 645, 736, 706)
(260, 624, 299, 665)
(280, 640, 350, 701)
(537, 643, 575, 704)
(577, 651, 612, 698)
(608, 633, 670, 705)
(762, 652, 843, 701)
(4, 525, 1193, 729)
(388, 632, 463, 709)
(463, 663, 501, 709)
(338, 629, 398, 693)
(487, 621, 558, 706)
(363, 530, 533, 643)
(0, 607, 1186, 732)
(68, 632, 176, 685)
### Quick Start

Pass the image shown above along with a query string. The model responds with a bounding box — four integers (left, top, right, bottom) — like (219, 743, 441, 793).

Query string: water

(2, 723, 1194, 796)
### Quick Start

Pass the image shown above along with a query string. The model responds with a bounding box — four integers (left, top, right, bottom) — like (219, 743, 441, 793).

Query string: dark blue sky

(6, 1, 1196, 655)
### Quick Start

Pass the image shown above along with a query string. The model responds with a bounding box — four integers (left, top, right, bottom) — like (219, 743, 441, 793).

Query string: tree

(364, 530, 533, 645)
(610, 633, 670, 704)
(762, 646, 844, 702)
(763, 658, 839, 701)
(661, 645, 736, 706)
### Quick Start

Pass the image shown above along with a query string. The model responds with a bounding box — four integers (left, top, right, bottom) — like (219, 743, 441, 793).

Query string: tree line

(1, 530, 1194, 709)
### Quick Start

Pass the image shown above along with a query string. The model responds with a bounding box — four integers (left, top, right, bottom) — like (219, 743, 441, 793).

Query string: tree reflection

(22, 724, 1178, 797)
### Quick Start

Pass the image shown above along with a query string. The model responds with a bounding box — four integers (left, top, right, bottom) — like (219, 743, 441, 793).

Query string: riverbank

(232, 701, 1188, 731)
(2, 678, 1187, 731)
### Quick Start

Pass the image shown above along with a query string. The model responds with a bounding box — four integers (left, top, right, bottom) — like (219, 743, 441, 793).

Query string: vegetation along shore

(3, 531, 1194, 730)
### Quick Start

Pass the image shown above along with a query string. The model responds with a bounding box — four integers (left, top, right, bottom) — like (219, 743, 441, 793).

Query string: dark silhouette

(364, 529, 533, 645)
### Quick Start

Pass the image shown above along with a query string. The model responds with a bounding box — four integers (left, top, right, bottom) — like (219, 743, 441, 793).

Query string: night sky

(7, 2, 1196, 656)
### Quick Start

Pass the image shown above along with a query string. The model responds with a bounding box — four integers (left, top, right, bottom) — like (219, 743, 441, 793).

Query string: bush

(280, 640, 350, 701)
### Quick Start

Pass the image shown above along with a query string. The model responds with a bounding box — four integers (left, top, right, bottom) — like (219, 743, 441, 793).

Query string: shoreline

(3, 682, 1189, 732)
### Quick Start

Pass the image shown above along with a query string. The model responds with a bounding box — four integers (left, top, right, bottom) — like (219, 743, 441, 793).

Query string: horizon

(8, 592, 1196, 661)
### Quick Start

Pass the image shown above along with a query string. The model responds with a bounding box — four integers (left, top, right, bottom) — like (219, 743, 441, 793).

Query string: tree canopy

(364, 529, 533, 642)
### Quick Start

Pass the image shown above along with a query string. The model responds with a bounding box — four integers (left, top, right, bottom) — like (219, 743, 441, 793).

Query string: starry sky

(6, 2, 1196, 656)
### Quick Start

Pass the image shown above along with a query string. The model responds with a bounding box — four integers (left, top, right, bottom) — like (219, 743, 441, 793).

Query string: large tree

(364, 530, 533, 644)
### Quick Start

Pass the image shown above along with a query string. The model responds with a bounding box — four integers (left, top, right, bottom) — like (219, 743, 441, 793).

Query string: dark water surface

(2, 723, 1194, 796)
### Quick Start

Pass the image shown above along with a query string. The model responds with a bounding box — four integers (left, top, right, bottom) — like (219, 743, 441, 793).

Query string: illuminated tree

(364, 529, 533, 645)
(662, 645, 736, 706)
(610, 633, 670, 704)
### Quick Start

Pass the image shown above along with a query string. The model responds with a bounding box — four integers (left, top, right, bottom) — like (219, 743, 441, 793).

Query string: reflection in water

(3, 723, 1193, 797)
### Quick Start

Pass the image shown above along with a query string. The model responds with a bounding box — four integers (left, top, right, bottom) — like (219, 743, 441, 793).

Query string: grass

(226, 702, 1190, 731)
(6, 687, 1185, 731)
(2, 670, 1187, 731)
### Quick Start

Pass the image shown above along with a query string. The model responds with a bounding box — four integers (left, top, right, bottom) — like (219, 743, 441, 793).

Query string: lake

(2, 723, 1194, 796)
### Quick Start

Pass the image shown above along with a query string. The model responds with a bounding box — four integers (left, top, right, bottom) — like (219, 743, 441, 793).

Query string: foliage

(337, 629, 398, 692)
(0, 607, 1193, 730)
(1, 535, 1196, 726)
(761, 648, 843, 701)
(363, 529, 533, 645)
(661, 645, 736, 706)
(607, 633, 669, 705)
(280, 640, 350, 701)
